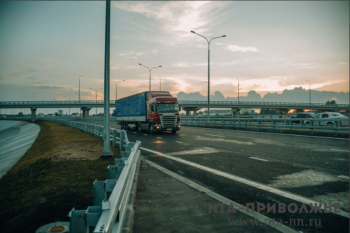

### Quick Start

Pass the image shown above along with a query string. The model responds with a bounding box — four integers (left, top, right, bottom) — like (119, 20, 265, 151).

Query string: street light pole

(138, 63, 162, 91)
(79, 75, 81, 102)
(111, 80, 125, 100)
(90, 87, 103, 115)
(236, 77, 239, 104)
(191, 30, 226, 120)
(159, 75, 161, 91)
(306, 80, 311, 104)
(102, 0, 113, 157)
(65, 96, 71, 115)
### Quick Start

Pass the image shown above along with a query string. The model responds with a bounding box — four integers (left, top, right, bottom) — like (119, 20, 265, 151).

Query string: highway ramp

(0, 120, 40, 179)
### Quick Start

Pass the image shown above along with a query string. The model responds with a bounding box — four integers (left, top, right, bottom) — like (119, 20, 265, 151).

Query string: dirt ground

(0, 120, 120, 233)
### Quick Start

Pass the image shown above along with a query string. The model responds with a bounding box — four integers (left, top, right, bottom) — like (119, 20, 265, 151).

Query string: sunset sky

(0, 1, 349, 107)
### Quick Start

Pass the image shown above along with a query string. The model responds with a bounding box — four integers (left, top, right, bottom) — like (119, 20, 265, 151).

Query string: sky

(0, 1, 349, 114)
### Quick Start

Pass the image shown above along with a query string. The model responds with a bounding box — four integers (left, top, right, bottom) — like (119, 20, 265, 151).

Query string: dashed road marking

(331, 149, 349, 153)
(157, 137, 162, 139)
(140, 147, 349, 219)
(338, 175, 349, 180)
(205, 134, 225, 137)
(249, 157, 269, 162)
(143, 134, 148, 136)
(133, 132, 137, 133)
(184, 126, 349, 140)
(175, 141, 183, 143)
(143, 159, 299, 233)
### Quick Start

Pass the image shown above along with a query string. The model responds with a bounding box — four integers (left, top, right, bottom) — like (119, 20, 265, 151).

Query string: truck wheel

(120, 122, 124, 130)
(171, 130, 177, 134)
(149, 124, 154, 134)
(138, 123, 142, 132)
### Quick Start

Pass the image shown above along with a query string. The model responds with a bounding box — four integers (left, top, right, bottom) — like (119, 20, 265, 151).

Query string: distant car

(287, 112, 315, 125)
(310, 112, 348, 126)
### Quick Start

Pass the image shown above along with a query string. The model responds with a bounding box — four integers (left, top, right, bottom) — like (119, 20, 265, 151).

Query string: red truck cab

(146, 92, 180, 133)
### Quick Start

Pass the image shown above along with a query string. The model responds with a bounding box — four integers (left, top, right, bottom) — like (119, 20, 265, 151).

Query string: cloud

(136, 52, 144, 56)
(113, 1, 230, 41)
(151, 50, 158, 54)
(226, 45, 259, 52)
(338, 62, 348, 65)
(39, 63, 50, 67)
(285, 62, 318, 69)
(9, 70, 36, 77)
(33, 85, 64, 90)
(26, 77, 38, 80)
(172, 62, 207, 68)
(117, 52, 134, 56)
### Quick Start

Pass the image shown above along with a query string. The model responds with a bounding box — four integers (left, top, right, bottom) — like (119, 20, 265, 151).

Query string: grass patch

(0, 120, 120, 233)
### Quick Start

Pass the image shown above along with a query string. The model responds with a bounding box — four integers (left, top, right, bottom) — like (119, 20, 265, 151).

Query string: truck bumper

(153, 125, 180, 132)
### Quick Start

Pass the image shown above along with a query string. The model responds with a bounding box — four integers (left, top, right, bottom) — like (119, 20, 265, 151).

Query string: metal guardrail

(181, 117, 349, 135)
(42, 118, 140, 233)
(179, 100, 349, 108)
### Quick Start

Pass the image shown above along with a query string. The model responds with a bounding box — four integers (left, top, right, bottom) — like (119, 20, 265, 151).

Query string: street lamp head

(122, 80, 125, 81)
(139, 63, 142, 65)
(191, 30, 195, 33)
(222, 35, 226, 37)
(159, 65, 162, 67)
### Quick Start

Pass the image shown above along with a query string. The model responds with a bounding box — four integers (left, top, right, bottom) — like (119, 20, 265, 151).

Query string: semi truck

(115, 91, 181, 134)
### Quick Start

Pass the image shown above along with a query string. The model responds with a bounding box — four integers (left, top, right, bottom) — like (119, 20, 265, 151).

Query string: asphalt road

(66, 118, 349, 233)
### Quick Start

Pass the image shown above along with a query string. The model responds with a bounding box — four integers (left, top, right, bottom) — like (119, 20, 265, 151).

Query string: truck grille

(160, 115, 177, 128)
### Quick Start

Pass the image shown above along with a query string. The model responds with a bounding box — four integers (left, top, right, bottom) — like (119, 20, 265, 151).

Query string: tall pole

(139, 63, 162, 91)
(236, 77, 239, 103)
(79, 75, 81, 102)
(191, 30, 226, 120)
(159, 75, 161, 91)
(306, 80, 311, 104)
(79, 75, 81, 116)
(90, 87, 103, 115)
(112, 80, 125, 100)
(102, 0, 113, 157)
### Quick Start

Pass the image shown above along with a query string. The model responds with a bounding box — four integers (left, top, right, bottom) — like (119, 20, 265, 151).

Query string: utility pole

(90, 88, 103, 115)
(101, 0, 113, 157)
(159, 75, 161, 91)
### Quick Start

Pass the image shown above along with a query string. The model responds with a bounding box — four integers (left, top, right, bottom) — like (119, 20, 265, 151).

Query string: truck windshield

(156, 103, 179, 112)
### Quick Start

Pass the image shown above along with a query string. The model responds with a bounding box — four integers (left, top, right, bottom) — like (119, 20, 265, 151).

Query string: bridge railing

(179, 100, 349, 107)
(0, 100, 115, 105)
(42, 118, 140, 233)
(180, 117, 349, 135)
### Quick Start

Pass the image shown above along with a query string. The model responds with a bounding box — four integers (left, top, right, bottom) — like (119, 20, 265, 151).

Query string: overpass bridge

(0, 100, 349, 122)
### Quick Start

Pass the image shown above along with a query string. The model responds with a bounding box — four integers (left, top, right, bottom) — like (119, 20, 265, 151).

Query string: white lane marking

(331, 149, 349, 153)
(249, 157, 269, 162)
(334, 158, 349, 161)
(143, 159, 298, 233)
(168, 147, 218, 156)
(175, 141, 183, 143)
(205, 134, 225, 137)
(338, 175, 350, 180)
(157, 137, 162, 139)
(143, 134, 148, 136)
(183, 126, 349, 140)
(140, 147, 350, 218)
(133, 132, 136, 133)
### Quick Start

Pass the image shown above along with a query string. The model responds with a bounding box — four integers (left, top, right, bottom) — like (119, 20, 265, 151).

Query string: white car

(310, 112, 348, 126)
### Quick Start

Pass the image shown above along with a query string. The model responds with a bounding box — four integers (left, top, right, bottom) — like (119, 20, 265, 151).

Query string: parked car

(287, 112, 315, 125)
(310, 112, 348, 126)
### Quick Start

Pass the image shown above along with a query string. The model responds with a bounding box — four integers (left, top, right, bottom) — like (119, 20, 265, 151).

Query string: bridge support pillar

(192, 111, 197, 117)
(81, 107, 92, 118)
(182, 107, 200, 117)
(31, 107, 37, 122)
(231, 108, 241, 116)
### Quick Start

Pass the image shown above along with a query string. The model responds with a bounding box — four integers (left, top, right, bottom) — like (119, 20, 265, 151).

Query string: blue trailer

(115, 91, 181, 133)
